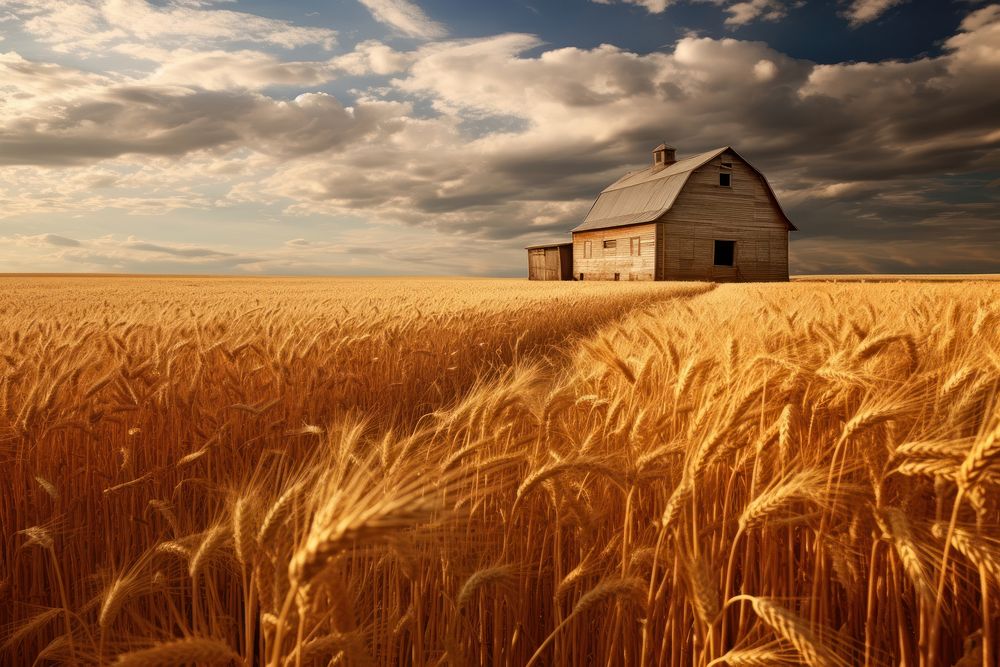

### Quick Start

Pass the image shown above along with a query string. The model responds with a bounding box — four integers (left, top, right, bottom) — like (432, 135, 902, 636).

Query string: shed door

(528, 249, 546, 279)
(544, 248, 561, 280)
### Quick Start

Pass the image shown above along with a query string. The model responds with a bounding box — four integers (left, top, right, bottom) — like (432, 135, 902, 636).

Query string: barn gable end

(657, 149, 790, 282)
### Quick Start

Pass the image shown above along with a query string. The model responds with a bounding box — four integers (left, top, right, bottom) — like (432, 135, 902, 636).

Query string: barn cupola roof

(651, 143, 676, 173)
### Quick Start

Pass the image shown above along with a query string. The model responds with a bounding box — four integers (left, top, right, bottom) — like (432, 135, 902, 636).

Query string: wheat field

(1, 276, 998, 666)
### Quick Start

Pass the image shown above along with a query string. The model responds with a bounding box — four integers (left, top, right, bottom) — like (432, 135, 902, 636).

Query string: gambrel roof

(571, 146, 796, 233)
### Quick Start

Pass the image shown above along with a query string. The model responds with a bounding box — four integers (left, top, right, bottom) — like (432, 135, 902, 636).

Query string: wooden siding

(527, 245, 573, 280)
(657, 150, 789, 282)
(572, 223, 656, 281)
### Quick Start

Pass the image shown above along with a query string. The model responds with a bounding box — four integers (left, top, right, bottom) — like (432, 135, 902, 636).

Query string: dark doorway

(714, 240, 735, 266)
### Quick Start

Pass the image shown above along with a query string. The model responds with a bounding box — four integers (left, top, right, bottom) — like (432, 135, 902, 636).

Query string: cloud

(844, 0, 906, 27)
(121, 237, 234, 258)
(120, 40, 411, 89)
(0, 51, 114, 113)
(147, 50, 337, 90)
(1, 0, 337, 53)
(0, 230, 525, 275)
(356, 0, 446, 39)
(791, 236, 1000, 275)
(0, 4, 998, 275)
(0, 58, 410, 165)
(16, 233, 82, 247)
(725, 0, 790, 27)
(231, 8, 999, 274)
(332, 40, 412, 76)
(592, 0, 795, 26)
(753, 58, 778, 81)
(0, 233, 263, 272)
(591, 0, 674, 13)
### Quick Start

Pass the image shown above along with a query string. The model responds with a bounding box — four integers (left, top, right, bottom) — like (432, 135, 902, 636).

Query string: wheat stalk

(1, 608, 61, 651)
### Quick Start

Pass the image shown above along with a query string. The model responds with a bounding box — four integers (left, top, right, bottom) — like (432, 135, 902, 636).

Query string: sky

(0, 0, 997, 276)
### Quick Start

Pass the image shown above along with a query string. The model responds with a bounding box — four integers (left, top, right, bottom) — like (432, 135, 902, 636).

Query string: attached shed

(571, 144, 796, 282)
(526, 242, 573, 281)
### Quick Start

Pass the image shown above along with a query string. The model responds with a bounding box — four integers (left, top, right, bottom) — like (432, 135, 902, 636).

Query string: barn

(527, 144, 796, 282)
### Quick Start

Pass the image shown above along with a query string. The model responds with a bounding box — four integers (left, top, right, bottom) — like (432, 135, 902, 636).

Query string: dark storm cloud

(15, 233, 84, 247)
(0, 78, 406, 165)
(41, 233, 82, 247)
(122, 240, 237, 258)
(312, 12, 993, 269)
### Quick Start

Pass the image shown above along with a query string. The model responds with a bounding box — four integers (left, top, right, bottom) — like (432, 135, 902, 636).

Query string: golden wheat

(1, 277, 998, 666)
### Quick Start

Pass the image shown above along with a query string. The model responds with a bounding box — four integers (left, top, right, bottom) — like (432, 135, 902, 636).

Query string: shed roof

(525, 241, 573, 250)
(571, 146, 796, 233)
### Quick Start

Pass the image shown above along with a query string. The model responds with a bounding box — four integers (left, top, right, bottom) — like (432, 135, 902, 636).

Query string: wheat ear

(731, 595, 844, 667)
(112, 637, 239, 666)
(457, 565, 517, 610)
(525, 577, 646, 667)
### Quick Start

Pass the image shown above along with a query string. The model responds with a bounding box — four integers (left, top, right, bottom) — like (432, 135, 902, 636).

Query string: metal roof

(571, 146, 796, 233)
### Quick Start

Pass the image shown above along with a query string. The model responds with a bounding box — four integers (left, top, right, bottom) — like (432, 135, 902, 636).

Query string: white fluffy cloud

(356, 0, 446, 39)
(844, 0, 906, 27)
(725, 0, 790, 26)
(0, 0, 338, 52)
(146, 50, 338, 90)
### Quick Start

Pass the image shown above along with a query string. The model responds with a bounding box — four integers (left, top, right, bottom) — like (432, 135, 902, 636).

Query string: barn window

(584, 240, 592, 258)
(719, 172, 732, 187)
(603, 239, 616, 250)
(630, 237, 641, 256)
(721, 161, 733, 169)
(714, 240, 735, 266)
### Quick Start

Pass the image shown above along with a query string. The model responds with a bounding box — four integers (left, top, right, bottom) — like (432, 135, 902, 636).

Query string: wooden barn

(526, 242, 573, 281)
(525, 144, 796, 281)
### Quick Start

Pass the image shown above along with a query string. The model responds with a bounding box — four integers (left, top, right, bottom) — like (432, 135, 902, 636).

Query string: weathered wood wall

(572, 223, 656, 281)
(657, 150, 789, 282)
(527, 246, 573, 280)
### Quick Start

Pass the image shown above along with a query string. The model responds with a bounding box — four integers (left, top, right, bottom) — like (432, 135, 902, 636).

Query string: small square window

(603, 239, 616, 249)
(719, 173, 732, 187)
(714, 240, 735, 266)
